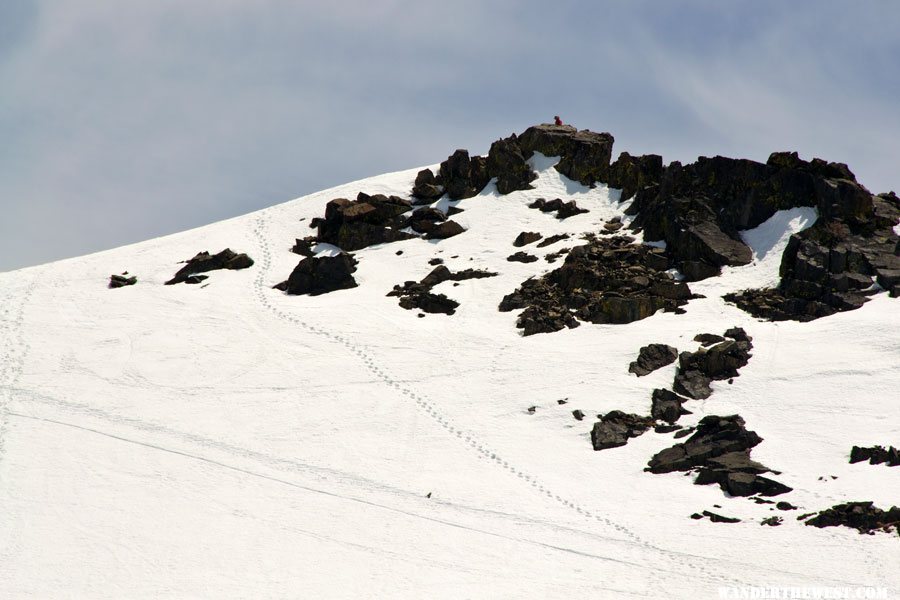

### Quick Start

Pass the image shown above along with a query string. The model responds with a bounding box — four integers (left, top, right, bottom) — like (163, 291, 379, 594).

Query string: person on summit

(554, 115, 563, 126)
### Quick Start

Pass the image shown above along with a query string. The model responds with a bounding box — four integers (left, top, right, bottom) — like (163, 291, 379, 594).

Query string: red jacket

(554, 116, 563, 126)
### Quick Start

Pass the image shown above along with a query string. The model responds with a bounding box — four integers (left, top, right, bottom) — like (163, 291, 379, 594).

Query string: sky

(1, 1, 899, 272)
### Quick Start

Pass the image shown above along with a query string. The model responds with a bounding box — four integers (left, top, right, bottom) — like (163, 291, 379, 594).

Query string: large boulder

(629, 344, 678, 376)
(404, 207, 446, 234)
(438, 150, 490, 200)
(590, 411, 655, 450)
(425, 220, 466, 240)
(411, 168, 443, 201)
(165, 249, 254, 285)
(486, 134, 537, 195)
(518, 124, 616, 187)
(109, 273, 137, 288)
(650, 388, 691, 424)
(315, 193, 416, 251)
(276, 253, 359, 296)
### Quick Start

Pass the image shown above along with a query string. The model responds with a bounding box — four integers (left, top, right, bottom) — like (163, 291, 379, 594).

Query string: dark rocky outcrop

(536, 233, 570, 248)
(507, 252, 539, 264)
(605, 152, 664, 202)
(314, 193, 417, 251)
(672, 330, 753, 400)
(697, 510, 741, 524)
(291, 237, 317, 257)
(590, 411, 655, 450)
(527, 198, 589, 220)
(849, 445, 900, 467)
(388, 265, 497, 315)
(165, 249, 254, 285)
(109, 273, 137, 288)
(438, 150, 490, 200)
(805, 502, 900, 535)
(499, 236, 693, 335)
(650, 388, 692, 424)
(424, 220, 466, 240)
(518, 124, 616, 187)
(647, 415, 791, 497)
(694, 333, 725, 346)
(404, 207, 447, 235)
(411, 168, 444, 201)
(487, 134, 538, 195)
(513, 231, 543, 247)
(629, 344, 678, 376)
(275, 253, 358, 296)
(761, 516, 783, 526)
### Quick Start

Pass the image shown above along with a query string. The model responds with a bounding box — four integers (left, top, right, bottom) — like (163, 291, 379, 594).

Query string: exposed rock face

(424, 220, 466, 240)
(518, 124, 616, 187)
(275, 253, 358, 296)
(438, 150, 490, 200)
(629, 344, 678, 376)
(165, 249, 254, 285)
(513, 231, 543, 247)
(590, 411, 655, 450)
(388, 265, 497, 315)
(805, 502, 900, 535)
(315, 193, 416, 251)
(499, 236, 692, 335)
(850, 445, 900, 467)
(672, 330, 753, 400)
(109, 274, 137, 288)
(507, 252, 539, 263)
(487, 134, 538, 194)
(404, 207, 447, 234)
(650, 388, 691, 424)
(647, 415, 792, 497)
(291, 237, 316, 257)
(411, 168, 444, 201)
(527, 198, 589, 220)
(536, 233, 570, 248)
(724, 192, 900, 320)
(606, 152, 664, 202)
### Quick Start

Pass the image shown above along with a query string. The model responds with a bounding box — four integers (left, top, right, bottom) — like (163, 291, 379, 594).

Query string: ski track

(250, 212, 760, 590)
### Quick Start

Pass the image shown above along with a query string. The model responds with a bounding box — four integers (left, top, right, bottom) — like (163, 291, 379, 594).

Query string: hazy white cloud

(1, 1, 898, 271)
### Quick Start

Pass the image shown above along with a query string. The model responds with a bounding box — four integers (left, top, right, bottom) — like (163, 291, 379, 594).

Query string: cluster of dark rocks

(691, 510, 740, 524)
(673, 328, 753, 400)
(628, 343, 678, 377)
(309, 192, 467, 253)
(420, 123, 898, 322)
(274, 252, 359, 296)
(513, 231, 542, 247)
(850, 445, 900, 467)
(165, 249, 254, 285)
(527, 198, 589, 220)
(647, 415, 792, 497)
(499, 235, 692, 335)
(507, 252, 538, 264)
(724, 192, 900, 320)
(590, 411, 655, 450)
(804, 502, 900, 536)
(387, 265, 497, 315)
(109, 273, 137, 288)
(412, 124, 617, 202)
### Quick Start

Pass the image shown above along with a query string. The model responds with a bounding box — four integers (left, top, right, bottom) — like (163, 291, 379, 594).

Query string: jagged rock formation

(672, 329, 753, 400)
(725, 190, 900, 320)
(109, 273, 137, 288)
(805, 502, 900, 535)
(312, 193, 416, 251)
(590, 411, 655, 450)
(536, 234, 570, 248)
(850, 445, 900, 467)
(527, 198, 589, 220)
(629, 344, 678, 376)
(291, 237, 316, 257)
(388, 265, 497, 315)
(517, 125, 615, 187)
(165, 249, 254, 285)
(499, 235, 692, 335)
(274, 253, 359, 296)
(647, 415, 792, 497)
(650, 388, 692, 424)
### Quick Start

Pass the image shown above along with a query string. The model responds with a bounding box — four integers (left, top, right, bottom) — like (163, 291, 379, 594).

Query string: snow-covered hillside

(1, 145, 898, 598)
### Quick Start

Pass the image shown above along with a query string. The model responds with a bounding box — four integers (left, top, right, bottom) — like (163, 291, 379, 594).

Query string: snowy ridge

(0, 154, 897, 598)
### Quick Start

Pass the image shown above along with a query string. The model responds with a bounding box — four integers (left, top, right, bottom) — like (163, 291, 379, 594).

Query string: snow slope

(1, 155, 897, 599)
